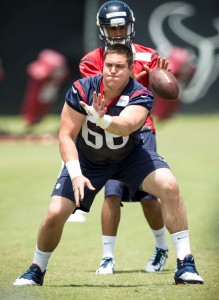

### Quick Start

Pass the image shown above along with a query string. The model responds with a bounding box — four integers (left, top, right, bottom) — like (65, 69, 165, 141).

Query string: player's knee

(45, 208, 66, 227)
(105, 195, 121, 208)
(162, 176, 179, 197)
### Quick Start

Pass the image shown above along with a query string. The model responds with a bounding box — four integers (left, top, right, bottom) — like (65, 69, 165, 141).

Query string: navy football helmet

(96, 1, 135, 46)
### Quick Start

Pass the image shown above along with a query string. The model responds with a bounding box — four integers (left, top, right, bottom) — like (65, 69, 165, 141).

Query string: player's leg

(101, 195, 121, 237)
(13, 155, 113, 285)
(140, 198, 168, 272)
(141, 198, 164, 230)
(13, 195, 75, 286)
(95, 180, 123, 274)
(37, 195, 75, 251)
(141, 168, 203, 284)
(139, 129, 168, 272)
(141, 169, 186, 233)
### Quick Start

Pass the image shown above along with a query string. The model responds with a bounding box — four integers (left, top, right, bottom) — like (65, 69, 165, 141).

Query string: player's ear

(129, 64, 133, 72)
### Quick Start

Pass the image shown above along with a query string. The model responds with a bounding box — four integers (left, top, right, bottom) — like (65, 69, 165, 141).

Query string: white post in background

(83, 0, 100, 54)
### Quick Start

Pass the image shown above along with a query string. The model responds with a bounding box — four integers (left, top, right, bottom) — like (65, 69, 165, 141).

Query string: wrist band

(82, 103, 112, 129)
(66, 160, 82, 180)
(96, 115, 112, 129)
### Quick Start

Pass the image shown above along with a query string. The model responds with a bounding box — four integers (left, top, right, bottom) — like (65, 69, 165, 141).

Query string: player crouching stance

(13, 44, 203, 286)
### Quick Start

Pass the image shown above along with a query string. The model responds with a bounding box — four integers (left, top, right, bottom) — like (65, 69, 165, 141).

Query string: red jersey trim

(74, 81, 87, 103)
(130, 89, 153, 100)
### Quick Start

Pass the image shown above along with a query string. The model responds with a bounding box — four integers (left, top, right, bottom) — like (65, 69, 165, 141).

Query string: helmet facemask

(99, 22, 135, 46)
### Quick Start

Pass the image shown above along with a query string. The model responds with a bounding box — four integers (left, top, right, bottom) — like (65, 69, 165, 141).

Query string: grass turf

(0, 114, 219, 299)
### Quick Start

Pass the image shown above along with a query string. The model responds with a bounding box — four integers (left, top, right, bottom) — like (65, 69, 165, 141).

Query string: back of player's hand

(72, 175, 95, 207)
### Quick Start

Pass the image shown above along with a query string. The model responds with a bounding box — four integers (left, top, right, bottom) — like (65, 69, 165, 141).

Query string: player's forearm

(59, 136, 82, 180)
(80, 100, 147, 136)
(59, 135, 79, 164)
(105, 116, 136, 136)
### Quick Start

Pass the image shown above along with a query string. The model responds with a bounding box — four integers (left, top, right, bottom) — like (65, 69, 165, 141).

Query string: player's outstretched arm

(80, 92, 148, 136)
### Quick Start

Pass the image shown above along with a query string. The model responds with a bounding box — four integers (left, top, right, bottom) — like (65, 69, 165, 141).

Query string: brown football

(149, 68, 179, 100)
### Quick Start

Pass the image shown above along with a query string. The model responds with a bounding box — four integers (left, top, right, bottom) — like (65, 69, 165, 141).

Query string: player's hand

(130, 69, 147, 81)
(92, 92, 107, 118)
(155, 56, 171, 71)
(72, 175, 95, 207)
(80, 92, 107, 119)
(130, 56, 171, 82)
(141, 56, 171, 76)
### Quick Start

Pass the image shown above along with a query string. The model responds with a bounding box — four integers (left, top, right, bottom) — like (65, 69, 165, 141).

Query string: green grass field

(0, 114, 219, 300)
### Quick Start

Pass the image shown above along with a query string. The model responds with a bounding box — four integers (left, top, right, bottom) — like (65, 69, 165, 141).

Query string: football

(149, 68, 179, 100)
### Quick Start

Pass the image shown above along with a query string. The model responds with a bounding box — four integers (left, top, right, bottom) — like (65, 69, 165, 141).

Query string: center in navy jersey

(65, 74, 153, 164)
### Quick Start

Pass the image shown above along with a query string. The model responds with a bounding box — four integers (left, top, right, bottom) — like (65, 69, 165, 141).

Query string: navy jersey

(65, 74, 153, 164)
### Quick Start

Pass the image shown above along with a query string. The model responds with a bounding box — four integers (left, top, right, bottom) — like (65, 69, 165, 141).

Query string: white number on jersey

(81, 116, 129, 150)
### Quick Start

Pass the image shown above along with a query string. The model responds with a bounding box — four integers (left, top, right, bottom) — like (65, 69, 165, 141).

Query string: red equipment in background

(151, 47, 196, 121)
(21, 49, 70, 125)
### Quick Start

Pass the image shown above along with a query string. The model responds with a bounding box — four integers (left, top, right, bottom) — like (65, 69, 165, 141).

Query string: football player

(79, 0, 169, 274)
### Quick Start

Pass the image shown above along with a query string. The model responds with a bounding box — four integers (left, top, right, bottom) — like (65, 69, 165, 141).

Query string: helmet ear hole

(96, 0, 135, 47)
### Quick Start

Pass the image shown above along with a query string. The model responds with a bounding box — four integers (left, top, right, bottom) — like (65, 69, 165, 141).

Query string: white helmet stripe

(106, 12, 127, 18)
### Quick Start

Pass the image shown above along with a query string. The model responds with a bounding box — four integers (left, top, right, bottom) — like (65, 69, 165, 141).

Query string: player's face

(103, 53, 132, 89)
(106, 26, 128, 43)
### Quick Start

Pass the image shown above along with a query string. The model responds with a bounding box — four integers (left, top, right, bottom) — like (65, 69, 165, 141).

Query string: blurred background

(0, 0, 219, 125)
(0, 3, 219, 295)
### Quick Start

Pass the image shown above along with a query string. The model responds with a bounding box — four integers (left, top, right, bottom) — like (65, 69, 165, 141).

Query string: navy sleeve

(65, 85, 87, 115)
(123, 78, 154, 111)
(129, 91, 153, 111)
